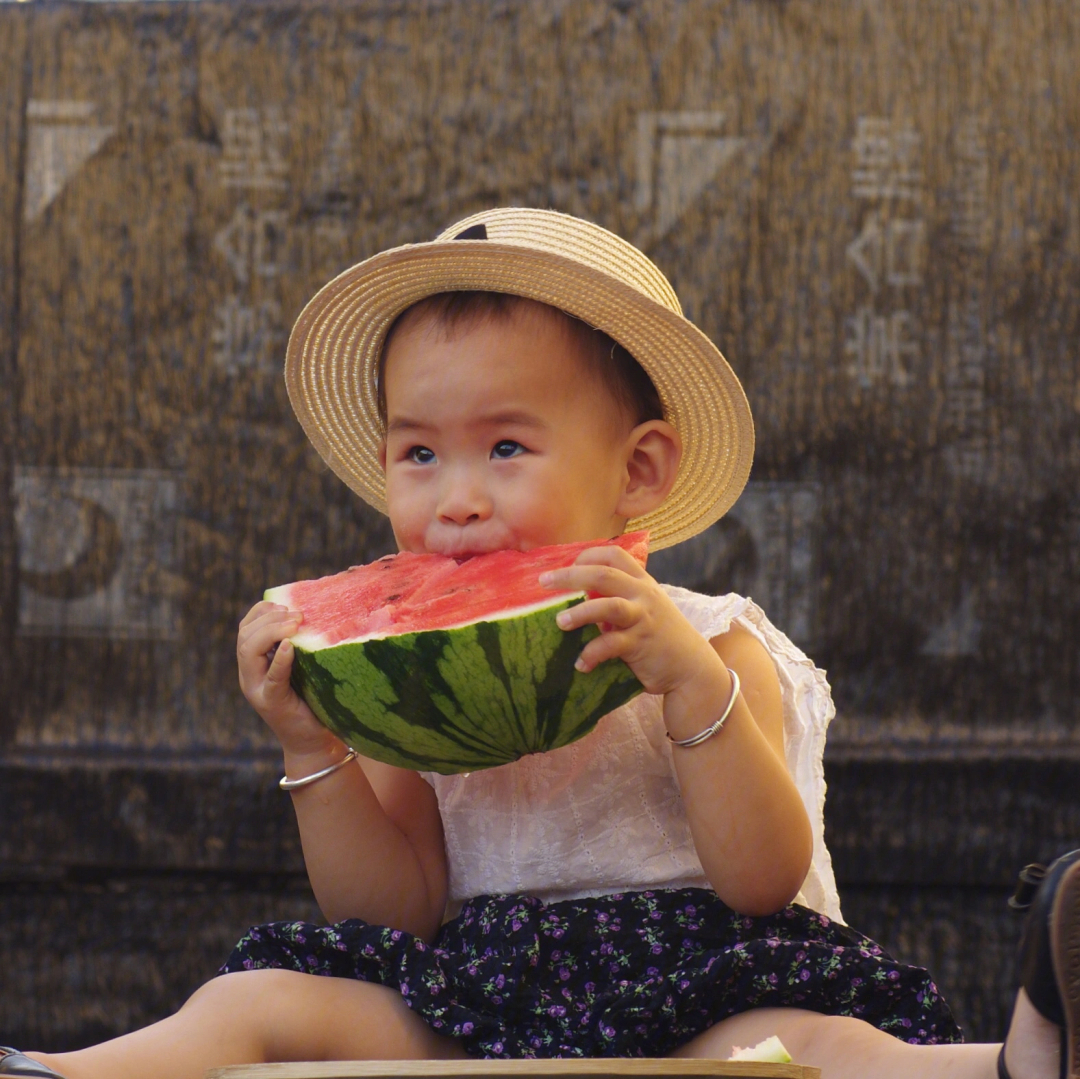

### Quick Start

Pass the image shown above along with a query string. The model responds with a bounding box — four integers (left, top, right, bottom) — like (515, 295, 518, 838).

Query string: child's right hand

(237, 601, 341, 757)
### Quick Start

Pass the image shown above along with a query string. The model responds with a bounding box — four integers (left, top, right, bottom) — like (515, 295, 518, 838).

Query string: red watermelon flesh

(269, 531, 648, 649)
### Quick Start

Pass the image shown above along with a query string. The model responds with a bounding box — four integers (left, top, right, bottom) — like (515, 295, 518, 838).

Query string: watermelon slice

(267, 532, 648, 775)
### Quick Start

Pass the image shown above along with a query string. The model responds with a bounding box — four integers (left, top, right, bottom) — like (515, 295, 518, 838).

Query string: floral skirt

(221, 888, 962, 1057)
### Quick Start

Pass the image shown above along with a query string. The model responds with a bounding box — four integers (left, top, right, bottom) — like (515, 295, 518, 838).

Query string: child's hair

(376, 291, 664, 428)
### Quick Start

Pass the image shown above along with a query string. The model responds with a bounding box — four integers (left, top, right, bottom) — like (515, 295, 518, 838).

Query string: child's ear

(616, 420, 682, 520)
(378, 441, 387, 471)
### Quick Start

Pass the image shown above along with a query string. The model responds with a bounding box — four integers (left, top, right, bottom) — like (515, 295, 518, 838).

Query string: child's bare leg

(674, 1001, 1035, 1079)
(24, 969, 466, 1079)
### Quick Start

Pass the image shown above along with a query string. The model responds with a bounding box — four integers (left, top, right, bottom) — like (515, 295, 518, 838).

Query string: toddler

(7, 208, 1076, 1079)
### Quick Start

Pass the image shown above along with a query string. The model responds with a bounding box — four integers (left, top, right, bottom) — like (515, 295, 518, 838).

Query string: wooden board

(207, 1060, 820, 1079)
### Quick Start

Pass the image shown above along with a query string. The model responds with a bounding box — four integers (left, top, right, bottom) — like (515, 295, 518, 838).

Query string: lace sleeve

(662, 585, 844, 924)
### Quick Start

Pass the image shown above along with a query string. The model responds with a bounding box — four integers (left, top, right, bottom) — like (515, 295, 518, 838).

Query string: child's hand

(237, 601, 343, 757)
(539, 545, 721, 699)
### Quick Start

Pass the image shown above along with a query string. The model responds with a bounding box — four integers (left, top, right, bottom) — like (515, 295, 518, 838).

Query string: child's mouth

(422, 531, 524, 561)
(450, 548, 508, 562)
(425, 538, 520, 561)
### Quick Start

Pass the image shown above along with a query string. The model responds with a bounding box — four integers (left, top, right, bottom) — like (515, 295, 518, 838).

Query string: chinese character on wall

(943, 119, 991, 480)
(219, 106, 289, 191)
(844, 117, 925, 389)
(211, 106, 292, 376)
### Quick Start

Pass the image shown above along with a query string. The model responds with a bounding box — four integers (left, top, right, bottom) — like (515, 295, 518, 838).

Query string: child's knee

(675, 1007, 892, 1061)
(791, 1012, 907, 1061)
(183, 968, 304, 1017)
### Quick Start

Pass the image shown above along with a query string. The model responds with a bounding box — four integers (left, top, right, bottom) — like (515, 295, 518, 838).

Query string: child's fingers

(241, 606, 302, 634)
(240, 600, 289, 630)
(556, 596, 638, 633)
(238, 617, 300, 665)
(238, 611, 302, 666)
(574, 629, 634, 673)
(539, 563, 641, 599)
(572, 545, 649, 577)
(263, 638, 296, 697)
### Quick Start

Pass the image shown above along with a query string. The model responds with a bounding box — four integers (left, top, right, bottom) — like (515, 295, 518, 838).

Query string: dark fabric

(453, 223, 488, 240)
(221, 888, 963, 1057)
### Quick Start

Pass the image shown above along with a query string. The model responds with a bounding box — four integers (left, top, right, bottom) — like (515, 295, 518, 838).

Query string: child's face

(379, 303, 674, 556)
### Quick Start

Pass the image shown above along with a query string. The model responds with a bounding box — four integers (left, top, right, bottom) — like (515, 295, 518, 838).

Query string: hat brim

(285, 241, 754, 551)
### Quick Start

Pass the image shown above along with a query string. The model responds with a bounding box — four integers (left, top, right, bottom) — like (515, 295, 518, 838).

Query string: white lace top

(421, 586, 843, 924)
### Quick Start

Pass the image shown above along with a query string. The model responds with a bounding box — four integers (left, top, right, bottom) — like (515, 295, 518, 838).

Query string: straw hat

(285, 207, 754, 550)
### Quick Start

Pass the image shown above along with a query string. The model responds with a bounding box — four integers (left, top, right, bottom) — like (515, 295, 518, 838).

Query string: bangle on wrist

(667, 669, 740, 749)
(279, 749, 358, 791)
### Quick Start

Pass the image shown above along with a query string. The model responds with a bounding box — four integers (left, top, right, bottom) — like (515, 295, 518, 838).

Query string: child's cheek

(385, 483, 427, 552)
(504, 477, 555, 537)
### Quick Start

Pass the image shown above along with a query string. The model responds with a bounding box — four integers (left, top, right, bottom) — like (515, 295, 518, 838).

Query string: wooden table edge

(206, 1061, 821, 1079)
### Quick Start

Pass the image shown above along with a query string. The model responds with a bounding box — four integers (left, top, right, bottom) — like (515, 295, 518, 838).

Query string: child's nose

(436, 471, 494, 526)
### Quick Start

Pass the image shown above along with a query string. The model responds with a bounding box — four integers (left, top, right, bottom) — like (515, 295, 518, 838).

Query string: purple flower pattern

(222, 888, 961, 1057)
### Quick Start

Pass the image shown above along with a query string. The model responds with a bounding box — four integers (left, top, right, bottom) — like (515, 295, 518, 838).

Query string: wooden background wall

(1, 0, 1078, 1050)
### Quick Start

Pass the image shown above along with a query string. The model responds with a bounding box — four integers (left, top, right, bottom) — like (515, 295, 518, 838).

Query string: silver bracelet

(667, 669, 741, 748)
(279, 750, 359, 791)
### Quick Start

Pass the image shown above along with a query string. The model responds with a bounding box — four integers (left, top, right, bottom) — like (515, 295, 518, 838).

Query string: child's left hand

(544, 542, 814, 916)
(539, 544, 721, 698)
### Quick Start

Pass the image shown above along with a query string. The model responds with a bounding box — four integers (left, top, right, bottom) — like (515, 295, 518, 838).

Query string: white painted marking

(852, 116, 922, 201)
(649, 481, 820, 647)
(219, 106, 289, 191)
(843, 307, 918, 388)
(921, 589, 982, 658)
(209, 296, 284, 374)
(213, 204, 288, 285)
(23, 100, 114, 221)
(26, 100, 96, 121)
(14, 467, 181, 640)
(636, 111, 747, 237)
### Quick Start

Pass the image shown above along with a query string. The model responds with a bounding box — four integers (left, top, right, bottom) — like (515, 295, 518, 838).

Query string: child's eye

(407, 446, 436, 464)
(491, 440, 525, 460)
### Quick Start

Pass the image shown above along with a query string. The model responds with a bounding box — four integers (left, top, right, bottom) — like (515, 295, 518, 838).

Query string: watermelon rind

(729, 1036, 793, 1063)
(288, 596, 644, 775)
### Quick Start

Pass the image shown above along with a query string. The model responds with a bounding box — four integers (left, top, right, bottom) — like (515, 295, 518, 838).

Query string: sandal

(998, 849, 1080, 1079)
(0, 1049, 67, 1077)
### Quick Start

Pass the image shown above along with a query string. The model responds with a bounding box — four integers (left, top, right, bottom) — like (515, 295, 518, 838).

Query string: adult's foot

(1000, 850, 1080, 1079)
